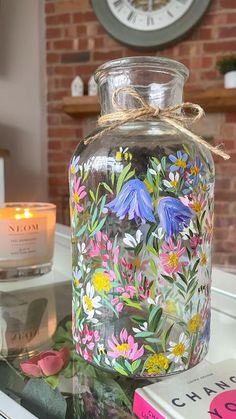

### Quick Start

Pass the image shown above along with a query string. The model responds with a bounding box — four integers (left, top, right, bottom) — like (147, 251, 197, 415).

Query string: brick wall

(45, 0, 236, 266)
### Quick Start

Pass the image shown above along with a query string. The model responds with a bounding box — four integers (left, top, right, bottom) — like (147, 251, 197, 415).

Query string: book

(0, 391, 37, 419)
(133, 359, 236, 419)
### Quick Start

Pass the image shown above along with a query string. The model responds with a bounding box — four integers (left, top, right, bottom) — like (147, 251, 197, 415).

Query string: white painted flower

(167, 333, 190, 363)
(123, 229, 142, 248)
(181, 220, 197, 240)
(152, 227, 164, 240)
(73, 267, 82, 288)
(163, 172, 179, 189)
(198, 243, 210, 267)
(132, 322, 148, 334)
(149, 168, 157, 176)
(82, 282, 102, 320)
(70, 156, 80, 174)
(77, 242, 87, 254)
(147, 295, 161, 306)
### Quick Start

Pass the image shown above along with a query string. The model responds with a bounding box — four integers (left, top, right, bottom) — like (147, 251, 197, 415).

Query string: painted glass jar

(69, 57, 214, 378)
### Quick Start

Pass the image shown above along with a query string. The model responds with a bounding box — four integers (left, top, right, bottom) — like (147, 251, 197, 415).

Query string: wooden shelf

(62, 88, 236, 116)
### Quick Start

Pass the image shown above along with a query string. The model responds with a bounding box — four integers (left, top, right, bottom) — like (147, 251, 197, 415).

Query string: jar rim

(95, 56, 189, 83)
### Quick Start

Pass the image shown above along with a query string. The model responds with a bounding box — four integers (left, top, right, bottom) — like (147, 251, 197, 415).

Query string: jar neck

(96, 58, 188, 115)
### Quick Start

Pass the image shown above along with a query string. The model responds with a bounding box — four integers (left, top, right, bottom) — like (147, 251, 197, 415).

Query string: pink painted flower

(160, 239, 187, 274)
(116, 285, 136, 299)
(72, 177, 87, 213)
(111, 297, 124, 313)
(20, 347, 69, 377)
(75, 324, 100, 361)
(190, 235, 202, 255)
(205, 213, 214, 242)
(81, 325, 100, 350)
(189, 192, 207, 215)
(107, 329, 144, 361)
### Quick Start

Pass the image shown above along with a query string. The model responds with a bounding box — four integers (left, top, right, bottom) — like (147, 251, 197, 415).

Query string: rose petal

(38, 354, 64, 376)
(20, 362, 42, 377)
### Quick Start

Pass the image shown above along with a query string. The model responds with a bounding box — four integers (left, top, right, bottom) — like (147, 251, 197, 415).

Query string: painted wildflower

(92, 271, 112, 293)
(123, 229, 142, 248)
(160, 239, 187, 274)
(189, 192, 207, 214)
(187, 313, 203, 334)
(70, 155, 80, 175)
(73, 267, 82, 289)
(188, 157, 204, 186)
(163, 172, 179, 190)
(167, 333, 190, 363)
(169, 150, 188, 174)
(106, 179, 155, 223)
(145, 353, 169, 375)
(157, 197, 193, 240)
(107, 329, 144, 361)
(205, 213, 214, 242)
(77, 242, 87, 254)
(72, 177, 87, 213)
(82, 283, 102, 321)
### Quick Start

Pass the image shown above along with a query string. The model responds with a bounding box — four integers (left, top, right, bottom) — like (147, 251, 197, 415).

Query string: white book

(0, 391, 37, 419)
(133, 359, 236, 419)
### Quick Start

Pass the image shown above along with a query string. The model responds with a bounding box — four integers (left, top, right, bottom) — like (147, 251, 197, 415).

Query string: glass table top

(0, 227, 235, 418)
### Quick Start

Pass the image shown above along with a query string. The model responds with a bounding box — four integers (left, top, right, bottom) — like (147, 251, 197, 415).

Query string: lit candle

(0, 203, 56, 280)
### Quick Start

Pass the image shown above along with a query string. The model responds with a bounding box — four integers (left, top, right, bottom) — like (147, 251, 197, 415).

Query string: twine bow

(84, 87, 230, 160)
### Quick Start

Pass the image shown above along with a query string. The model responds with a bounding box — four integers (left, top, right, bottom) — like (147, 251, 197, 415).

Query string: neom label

(0, 217, 47, 260)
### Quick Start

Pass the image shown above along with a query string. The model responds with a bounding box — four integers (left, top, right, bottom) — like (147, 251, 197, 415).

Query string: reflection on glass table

(0, 226, 235, 419)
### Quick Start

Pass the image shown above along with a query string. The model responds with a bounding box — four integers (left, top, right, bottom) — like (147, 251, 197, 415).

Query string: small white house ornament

(71, 76, 84, 97)
(88, 75, 98, 96)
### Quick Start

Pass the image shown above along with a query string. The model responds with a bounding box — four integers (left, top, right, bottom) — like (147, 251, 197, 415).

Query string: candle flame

(14, 208, 33, 219)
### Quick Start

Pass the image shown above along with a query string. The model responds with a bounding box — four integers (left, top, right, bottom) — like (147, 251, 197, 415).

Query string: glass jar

(69, 57, 215, 378)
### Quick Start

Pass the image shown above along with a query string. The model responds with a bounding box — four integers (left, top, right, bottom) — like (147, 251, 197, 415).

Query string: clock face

(91, 0, 210, 49)
(107, 0, 194, 31)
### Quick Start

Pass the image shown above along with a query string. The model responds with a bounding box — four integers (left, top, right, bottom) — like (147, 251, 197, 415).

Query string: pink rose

(20, 347, 69, 377)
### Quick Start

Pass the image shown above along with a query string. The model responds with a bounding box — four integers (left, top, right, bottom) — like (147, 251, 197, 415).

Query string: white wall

(0, 0, 47, 202)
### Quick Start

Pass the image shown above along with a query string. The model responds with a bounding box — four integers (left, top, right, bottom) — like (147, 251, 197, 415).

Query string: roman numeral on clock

(113, 0, 123, 8)
(147, 15, 154, 26)
(127, 11, 136, 23)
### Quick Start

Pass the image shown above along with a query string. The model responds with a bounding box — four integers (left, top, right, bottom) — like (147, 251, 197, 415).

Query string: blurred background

(0, 0, 235, 266)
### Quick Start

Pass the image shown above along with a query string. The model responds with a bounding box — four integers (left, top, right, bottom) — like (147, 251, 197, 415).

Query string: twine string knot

(84, 86, 230, 160)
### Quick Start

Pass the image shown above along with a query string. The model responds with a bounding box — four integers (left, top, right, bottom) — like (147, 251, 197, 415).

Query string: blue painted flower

(188, 157, 204, 186)
(169, 150, 188, 173)
(157, 197, 193, 239)
(106, 179, 155, 223)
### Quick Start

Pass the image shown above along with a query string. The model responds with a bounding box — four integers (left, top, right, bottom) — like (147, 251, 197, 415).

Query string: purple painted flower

(106, 179, 155, 223)
(169, 150, 188, 174)
(188, 157, 204, 186)
(157, 197, 193, 240)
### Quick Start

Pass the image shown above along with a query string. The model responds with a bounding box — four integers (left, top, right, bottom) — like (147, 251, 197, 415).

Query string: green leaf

(116, 163, 132, 193)
(123, 298, 142, 310)
(89, 190, 95, 201)
(190, 258, 200, 276)
(89, 216, 107, 236)
(124, 360, 133, 374)
(131, 359, 141, 372)
(101, 182, 113, 194)
(91, 207, 98, 225)
(131, 315, 146, 324)
(113, 362, 129, 376)
(162, 323, 174, 352)
(134, 241, 143, 255)
(44, 375, 59, 390)
(178, 272, 188, 285)
(176, 282, 186, 293)
(76, 224, 87, 237)
(147, 245, 158, 256)
(134, 331, 154, 338)
(149, 307, 163, 332)
(111, 171, 115, 186)
(183, 144, 191, 155)
(150, 259, 157, 275)
(144, 345, 156, 353)
(145, 337, 162, 343)
(146, 223, 157, 244)
(161, 274, 175, 284)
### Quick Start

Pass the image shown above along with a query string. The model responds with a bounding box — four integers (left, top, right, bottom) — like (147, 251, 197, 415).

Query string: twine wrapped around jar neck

(84, 87, 230, 160)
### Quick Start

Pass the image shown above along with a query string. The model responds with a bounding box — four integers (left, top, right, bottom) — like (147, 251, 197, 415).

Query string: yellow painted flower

(187, 313, 202, 334)
(200, 252, 207, 266)
(190, 165, 200, 176)
(116, 151, 122, 161)
(164, 300, 177, 315)
(92, 272, 112, 293)
(145, 353, 169, 375)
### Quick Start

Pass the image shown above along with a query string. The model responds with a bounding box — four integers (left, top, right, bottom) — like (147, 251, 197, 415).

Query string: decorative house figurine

(71, 76, 84, 97)
(69, 57, 228, 378)
(88, 75, 98, 96)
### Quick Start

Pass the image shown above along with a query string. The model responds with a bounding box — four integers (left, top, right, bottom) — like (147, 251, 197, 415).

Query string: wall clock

(91, 0, 210, 50)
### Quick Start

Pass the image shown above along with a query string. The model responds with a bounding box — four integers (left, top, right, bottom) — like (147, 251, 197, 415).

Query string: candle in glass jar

(0, 203, 56, 280)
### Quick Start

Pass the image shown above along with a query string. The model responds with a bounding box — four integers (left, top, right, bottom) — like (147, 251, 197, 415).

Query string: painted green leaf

(113, 362, 128, 376)
(144, 344, 155, 353)
(131, 315, 146, 324)
(134, 331, 154, 338)
(134, 240, 143, 255)
(124, 360, 133, 374)
(76, 224, 87, 237)
(161, 274, 175, 284)
(176, 282, 186, 293)
(161, 323, 174, 352)
(89, 190, 95, 201)
(147, 246, 158, 256)
(116, 163, 132, 194)
(123, 298, 142, 310)
(89, 217, 107, 236)
(131, 359, 141, 372)
(101, 182, 113, 194)
(149, 307, 163, 332)
(150, 259, 157, 275)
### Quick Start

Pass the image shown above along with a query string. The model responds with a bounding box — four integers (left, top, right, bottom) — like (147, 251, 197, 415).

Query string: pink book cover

(133, 359, 236, 419)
